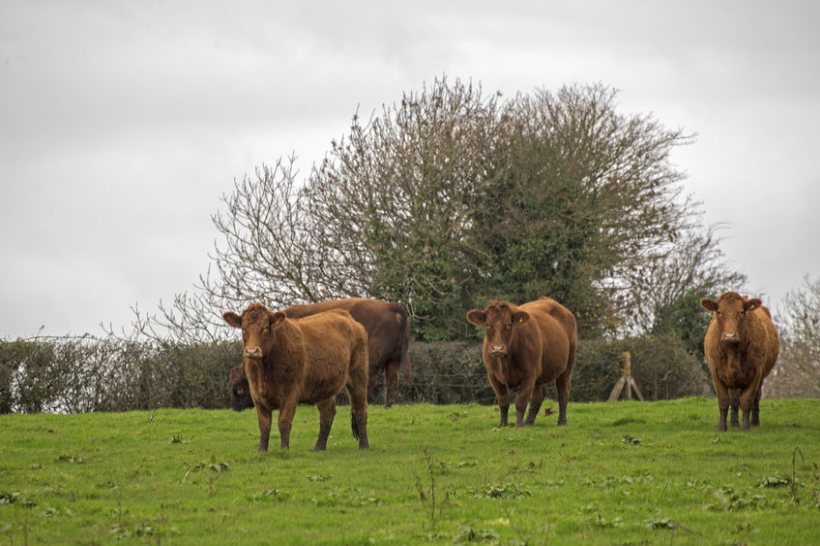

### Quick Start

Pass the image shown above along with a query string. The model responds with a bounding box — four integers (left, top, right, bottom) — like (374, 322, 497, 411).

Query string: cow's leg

(555, 366, 573, 426)
(348, 351, 370, 449)
(350, 393, 369, 450)
(255, 404, 273, 452)
(384, 361, 400, 408)
(367, 364, 381, 404)
(751, 385, 763, 426)
(277, 394, 299, 449)
(729, 389, 740, 428)
(488, 374, 510, 427)
(739, 379, 761, 431)
(314, 398, 336, 451)
(524, 383, 546, 426)
(514, 377, 537, 428)
(710, 372, 730, 432)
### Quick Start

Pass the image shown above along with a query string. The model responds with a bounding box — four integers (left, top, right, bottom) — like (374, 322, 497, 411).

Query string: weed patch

(472, 482, 531, 500)
(644, 516, 677, 530)
(249, 488, 290, 503)
(706, 486, 769, 511)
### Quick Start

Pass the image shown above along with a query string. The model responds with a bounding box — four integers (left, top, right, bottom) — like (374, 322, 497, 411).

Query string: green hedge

(0, 337, 241, 413)
(0, 334, 709, 413)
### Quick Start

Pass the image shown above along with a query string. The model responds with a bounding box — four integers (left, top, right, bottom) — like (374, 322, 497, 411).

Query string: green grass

(1, 398, 819, 545)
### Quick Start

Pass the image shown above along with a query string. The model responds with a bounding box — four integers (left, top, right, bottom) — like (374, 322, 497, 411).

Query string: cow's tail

(349, 327, 368, 441)
(351, 412, 359, 439)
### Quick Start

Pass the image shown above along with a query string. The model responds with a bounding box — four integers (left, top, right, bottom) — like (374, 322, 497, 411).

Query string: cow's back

(527, 297, 577, 343)
(284, 298, 408, 372)
(284, 299, 363, 318)
(754, 306, 780, 378)
(350, 301, 407, 371)
(296, 310, 367, 403)
(519, 298, 574, 383)
(299, 309, 365, 359)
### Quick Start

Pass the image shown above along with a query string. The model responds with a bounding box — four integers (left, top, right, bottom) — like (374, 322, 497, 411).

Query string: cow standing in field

(223, 304, 370, 452)
(229, 298, 410, 410)
(467, 297, 577, 428)
(700, 292, 779, 431)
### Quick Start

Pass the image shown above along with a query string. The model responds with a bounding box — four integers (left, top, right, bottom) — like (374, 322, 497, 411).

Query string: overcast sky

(2, 0, 818, 339)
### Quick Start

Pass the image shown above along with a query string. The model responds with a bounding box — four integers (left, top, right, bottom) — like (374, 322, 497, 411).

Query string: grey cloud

(1, 0, 819, 338)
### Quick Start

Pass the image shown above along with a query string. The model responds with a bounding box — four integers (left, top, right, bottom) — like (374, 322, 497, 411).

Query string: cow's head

(466, 301, 530, 357)
(228, 364, 254, 411)
(700, 292, 762, 346)
(223, 303, 287, 361)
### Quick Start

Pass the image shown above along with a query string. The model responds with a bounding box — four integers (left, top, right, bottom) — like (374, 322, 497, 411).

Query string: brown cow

(229, 298, 410, 409)
(700, 292, 779, 431)
(466, 297, 577, 428)
(223, 304, 370, 452)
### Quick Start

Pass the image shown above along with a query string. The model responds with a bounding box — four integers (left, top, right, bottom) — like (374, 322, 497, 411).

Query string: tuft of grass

(0, 398, 818, 544)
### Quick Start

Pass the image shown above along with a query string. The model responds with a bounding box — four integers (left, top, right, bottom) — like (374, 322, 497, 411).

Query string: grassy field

(1, 398, 819, 545)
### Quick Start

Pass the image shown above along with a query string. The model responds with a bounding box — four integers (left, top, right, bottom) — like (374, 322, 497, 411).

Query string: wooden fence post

(608, 351, 645, 402)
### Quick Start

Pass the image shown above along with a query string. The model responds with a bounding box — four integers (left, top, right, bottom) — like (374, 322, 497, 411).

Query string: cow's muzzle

(244, 346, 263, 360)
(489, 345, 507, 357)
(720, 332, 740, 344)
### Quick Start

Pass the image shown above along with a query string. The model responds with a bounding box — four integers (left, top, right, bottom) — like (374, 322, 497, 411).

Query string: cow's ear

(512, 311, 530, 325)
(223, 311, 242, 328)
(744, 298, 762, 312)
(228, 364, 244, 382)
(466, 310, 487, 325)
(270, 311, 287, 328)
(700, 298, 718, 312)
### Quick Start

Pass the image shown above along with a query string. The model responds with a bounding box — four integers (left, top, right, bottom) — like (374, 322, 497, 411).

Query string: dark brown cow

(466, 297, 577, 428)
(223, 304, 370, 452)
(228, 364, 253, 411)
(229, 298, 410, 409)
(700, 292, 779, 431)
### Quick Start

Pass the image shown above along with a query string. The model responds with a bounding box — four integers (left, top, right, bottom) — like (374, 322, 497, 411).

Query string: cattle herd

(223, 291, 780, 453)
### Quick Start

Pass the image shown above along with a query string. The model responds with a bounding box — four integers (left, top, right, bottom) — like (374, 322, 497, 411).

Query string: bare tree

(766, 275, 820, 398)
(622, 223, 747, 336)
(121, 156, 330, 343)
(473, 84, 703, 335)
(306, 78, 504, 339)
(125, 78, 743, 344)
